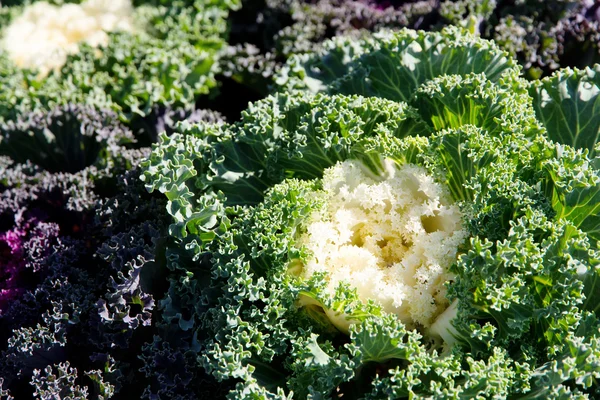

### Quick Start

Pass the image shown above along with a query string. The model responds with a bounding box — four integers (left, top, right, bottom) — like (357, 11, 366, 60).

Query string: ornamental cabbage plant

(0, 0, 237, 135)
(143, 27, 600, 398)
(2, 0, 135, 75)
(225, 0, 600, 97)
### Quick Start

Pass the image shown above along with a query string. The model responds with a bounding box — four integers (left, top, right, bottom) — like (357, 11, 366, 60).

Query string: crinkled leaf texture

(0, 104, 134, 173)
(0, 0, 238, 135)
(144, 27, 600, 398)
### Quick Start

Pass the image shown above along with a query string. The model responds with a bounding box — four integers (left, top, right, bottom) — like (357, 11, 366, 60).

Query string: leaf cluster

(144, 27, 600, 398)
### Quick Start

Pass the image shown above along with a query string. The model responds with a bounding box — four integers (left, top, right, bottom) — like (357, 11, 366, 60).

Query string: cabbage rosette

(0, 0, 236, 129)
(143, 27, 600, 398)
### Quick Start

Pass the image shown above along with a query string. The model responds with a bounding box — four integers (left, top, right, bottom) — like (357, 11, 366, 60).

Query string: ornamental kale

(0, 101, 166, 397)
(0, 214, 59, 316)
(0, 105, 134, 321)
(224, 0, 600, 99)
(0, 104, 134, 173)
(223, 0, 440, 95)
(0, 74, 231, 395)
(0, 0, 237, 139)
(0, 162, 171, 398)
(143, 27, 600, 398)
(478, 0, 600, 79)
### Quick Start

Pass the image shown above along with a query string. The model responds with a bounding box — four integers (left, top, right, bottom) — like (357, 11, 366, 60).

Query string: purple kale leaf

(0, 214, 60, 315)
(0, 104, 134, 173)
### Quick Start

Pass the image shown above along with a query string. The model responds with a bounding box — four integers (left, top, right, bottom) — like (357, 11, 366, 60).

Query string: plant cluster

(2, 0, 600, 398)
(143, 26, 600, 398)
(224, 0, 600, 92)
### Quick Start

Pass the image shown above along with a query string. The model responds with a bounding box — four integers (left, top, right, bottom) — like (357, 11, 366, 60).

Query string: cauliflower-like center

(298, 159, 466, 332)
(2, 0, 134, 75)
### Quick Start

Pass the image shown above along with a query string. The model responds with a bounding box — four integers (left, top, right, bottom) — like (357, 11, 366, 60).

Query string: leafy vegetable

(225, 0, 600, 98)
(0, 104, 134, 173)
(0, 0, 237, 138)
(2, 0, 135, 75)
(144, 27, 600, 398)
(224, 0, 437, 95)
(0, 158, 170, 398)
(0, 73, 228, 398)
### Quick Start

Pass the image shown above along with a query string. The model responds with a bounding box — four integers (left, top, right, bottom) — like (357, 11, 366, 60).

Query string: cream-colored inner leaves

(297, 159, 466, 332)
(3, 0, 134, 75)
